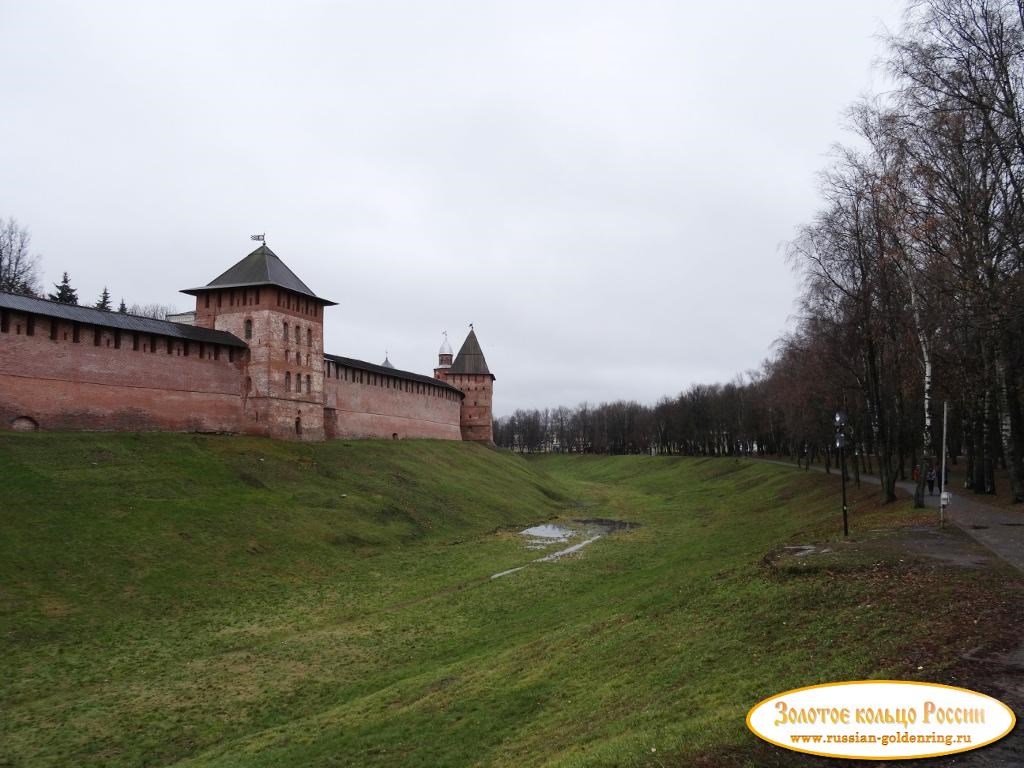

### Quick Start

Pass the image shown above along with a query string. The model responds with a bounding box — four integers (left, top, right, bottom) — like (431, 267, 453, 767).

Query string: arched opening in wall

(11, 416, 39, 432)
(392, 433, 398, 440)
(244, 319, 253, 340)
(295, 414, 303, 436)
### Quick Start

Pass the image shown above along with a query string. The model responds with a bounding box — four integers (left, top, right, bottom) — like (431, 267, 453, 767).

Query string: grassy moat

(2, 435, 1021, 767)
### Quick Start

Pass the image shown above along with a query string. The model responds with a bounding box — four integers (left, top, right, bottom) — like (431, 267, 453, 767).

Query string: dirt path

(762, 458, 1024, 574)
(756, 458, 1024, 767)
(892, 480, 1024, 574)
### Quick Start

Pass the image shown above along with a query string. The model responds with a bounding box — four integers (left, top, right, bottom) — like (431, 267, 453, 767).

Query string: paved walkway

(763, 459, 1024, 767)
(762, 459, 1024, 574)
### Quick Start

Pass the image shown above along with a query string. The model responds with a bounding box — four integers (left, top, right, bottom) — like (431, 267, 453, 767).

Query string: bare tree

(0, 218, 42, 296)
(127, 303, 176, 320)
(888, 0, 1024, 501)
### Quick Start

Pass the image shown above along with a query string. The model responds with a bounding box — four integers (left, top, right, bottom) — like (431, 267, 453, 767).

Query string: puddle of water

(491, 565, 528, 579)
(536, 535, 602, 562)
(491, 537, 603, 580)
(521, 524, 576, 540)
(520, 524, 577, 550)
(492, 519, 637, 579)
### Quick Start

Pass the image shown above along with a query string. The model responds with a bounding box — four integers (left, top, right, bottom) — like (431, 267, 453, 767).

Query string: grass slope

(1, 437, 1020, 767)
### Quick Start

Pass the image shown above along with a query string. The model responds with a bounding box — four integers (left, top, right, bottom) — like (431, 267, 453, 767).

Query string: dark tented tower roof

(182, 245, 337, 305)
(448, 329, 494, 379)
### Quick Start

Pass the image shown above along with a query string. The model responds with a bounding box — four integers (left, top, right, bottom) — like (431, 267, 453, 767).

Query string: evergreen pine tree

(47, 272, 78, 305)
(95, 286, 112, 311)
(118, 298, 127, 313)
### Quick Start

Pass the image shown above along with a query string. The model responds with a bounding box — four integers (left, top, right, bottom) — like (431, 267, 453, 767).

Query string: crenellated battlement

(0, 244, 494, 441)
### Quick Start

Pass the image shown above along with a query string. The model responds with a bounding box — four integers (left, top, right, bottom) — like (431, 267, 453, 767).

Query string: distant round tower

(434, 326, 494, 443)
(437, 332, 453, 370)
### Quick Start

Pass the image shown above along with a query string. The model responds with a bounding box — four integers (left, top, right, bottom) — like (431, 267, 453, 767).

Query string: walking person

(927, 467, 936, 496)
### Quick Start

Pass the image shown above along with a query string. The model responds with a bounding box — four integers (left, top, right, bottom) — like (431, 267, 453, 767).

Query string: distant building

(0, 245, 494, 442)
(164, 310, 196, 325)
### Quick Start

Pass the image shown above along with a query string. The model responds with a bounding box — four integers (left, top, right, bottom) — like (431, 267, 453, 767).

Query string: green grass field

(1, 435, 1020, 767)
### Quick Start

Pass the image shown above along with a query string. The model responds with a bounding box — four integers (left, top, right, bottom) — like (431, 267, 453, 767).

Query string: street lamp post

(835, 409, 849, 537)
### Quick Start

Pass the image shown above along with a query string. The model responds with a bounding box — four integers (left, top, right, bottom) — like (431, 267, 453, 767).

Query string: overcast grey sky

(0, 1, 901, 415)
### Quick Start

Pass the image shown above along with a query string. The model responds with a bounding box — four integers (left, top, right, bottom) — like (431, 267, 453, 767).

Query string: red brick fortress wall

(323, 360, 462, 440)
(0, 310, 245, 433)
(444, 372, 494, 443)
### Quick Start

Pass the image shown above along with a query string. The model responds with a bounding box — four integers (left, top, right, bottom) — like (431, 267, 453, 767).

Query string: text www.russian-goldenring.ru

(790, 732, 973, 747)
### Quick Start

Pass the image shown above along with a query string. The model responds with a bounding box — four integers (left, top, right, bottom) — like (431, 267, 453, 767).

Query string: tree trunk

(865, 342, 897, 502)
(994, 347, 1024, 502)
(982, 380, 997, 495)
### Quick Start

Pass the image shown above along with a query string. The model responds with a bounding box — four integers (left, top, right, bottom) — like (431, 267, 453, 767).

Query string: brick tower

(435, 327, 494, 443)
(182, 245, 337, 440)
